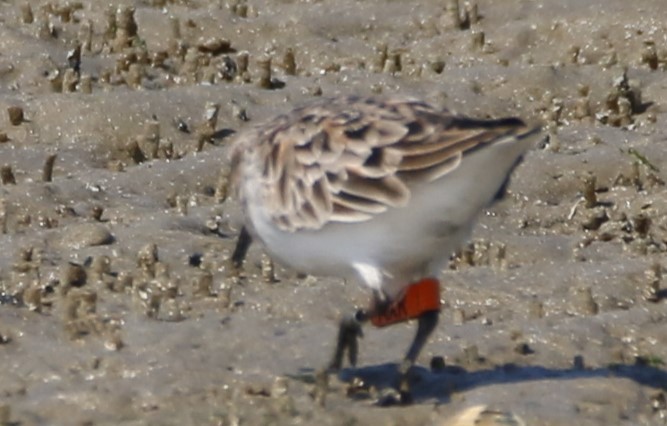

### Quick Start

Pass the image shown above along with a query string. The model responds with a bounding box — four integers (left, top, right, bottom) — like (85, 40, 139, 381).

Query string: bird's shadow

(294, 358, 667, 405)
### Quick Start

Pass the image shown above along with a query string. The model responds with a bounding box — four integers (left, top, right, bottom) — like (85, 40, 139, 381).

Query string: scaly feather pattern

(231, 95, 536, 232)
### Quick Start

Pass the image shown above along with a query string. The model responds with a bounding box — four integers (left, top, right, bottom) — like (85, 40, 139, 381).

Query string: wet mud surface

(1, 0, 667, 425)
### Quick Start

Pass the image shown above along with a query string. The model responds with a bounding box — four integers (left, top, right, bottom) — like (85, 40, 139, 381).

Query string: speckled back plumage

(231, 95, 536, 233)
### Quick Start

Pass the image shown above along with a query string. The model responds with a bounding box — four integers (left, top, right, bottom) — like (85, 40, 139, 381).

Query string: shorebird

(230, 95, 541, 402)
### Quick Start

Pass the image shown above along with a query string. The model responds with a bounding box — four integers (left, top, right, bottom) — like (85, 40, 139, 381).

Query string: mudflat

(1, 1, 666, 425)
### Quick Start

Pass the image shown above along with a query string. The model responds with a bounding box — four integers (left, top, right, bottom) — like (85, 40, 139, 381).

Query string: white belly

(246, 135, 527, 300)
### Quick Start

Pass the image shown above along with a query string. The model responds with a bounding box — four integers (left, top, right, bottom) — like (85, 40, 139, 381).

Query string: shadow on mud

(325, 359, 667, 404)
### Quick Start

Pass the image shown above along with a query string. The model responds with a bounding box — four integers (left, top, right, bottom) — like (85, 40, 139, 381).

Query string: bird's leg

(231, 226, 252, 269)
(316, 296, 377, 405)
(327, 289, 392, 371)
(396, 309, 439, 403)
(372, 277, 441, 404)
(325, 279, 441, 404)
(327, 308, 367, 371)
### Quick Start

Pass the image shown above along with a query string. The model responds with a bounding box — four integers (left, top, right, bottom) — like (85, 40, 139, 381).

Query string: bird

(229, 95, 542, 403)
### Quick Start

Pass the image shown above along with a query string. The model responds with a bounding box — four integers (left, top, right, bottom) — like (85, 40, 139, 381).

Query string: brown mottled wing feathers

(240, 96, 530, 232)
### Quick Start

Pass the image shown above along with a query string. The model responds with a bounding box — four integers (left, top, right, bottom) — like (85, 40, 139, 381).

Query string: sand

(1, 0, 666, 425)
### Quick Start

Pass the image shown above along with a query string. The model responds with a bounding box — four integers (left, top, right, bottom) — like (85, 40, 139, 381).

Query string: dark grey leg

(231, 226, 252, 269)
(325, 295, 440, 405)
(314, 309, 366, 406)
(396, 309, 439, 403)
(328, 309, 367, 371)
(328, 289, 389, 371)
(402, 309, 440, 369)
